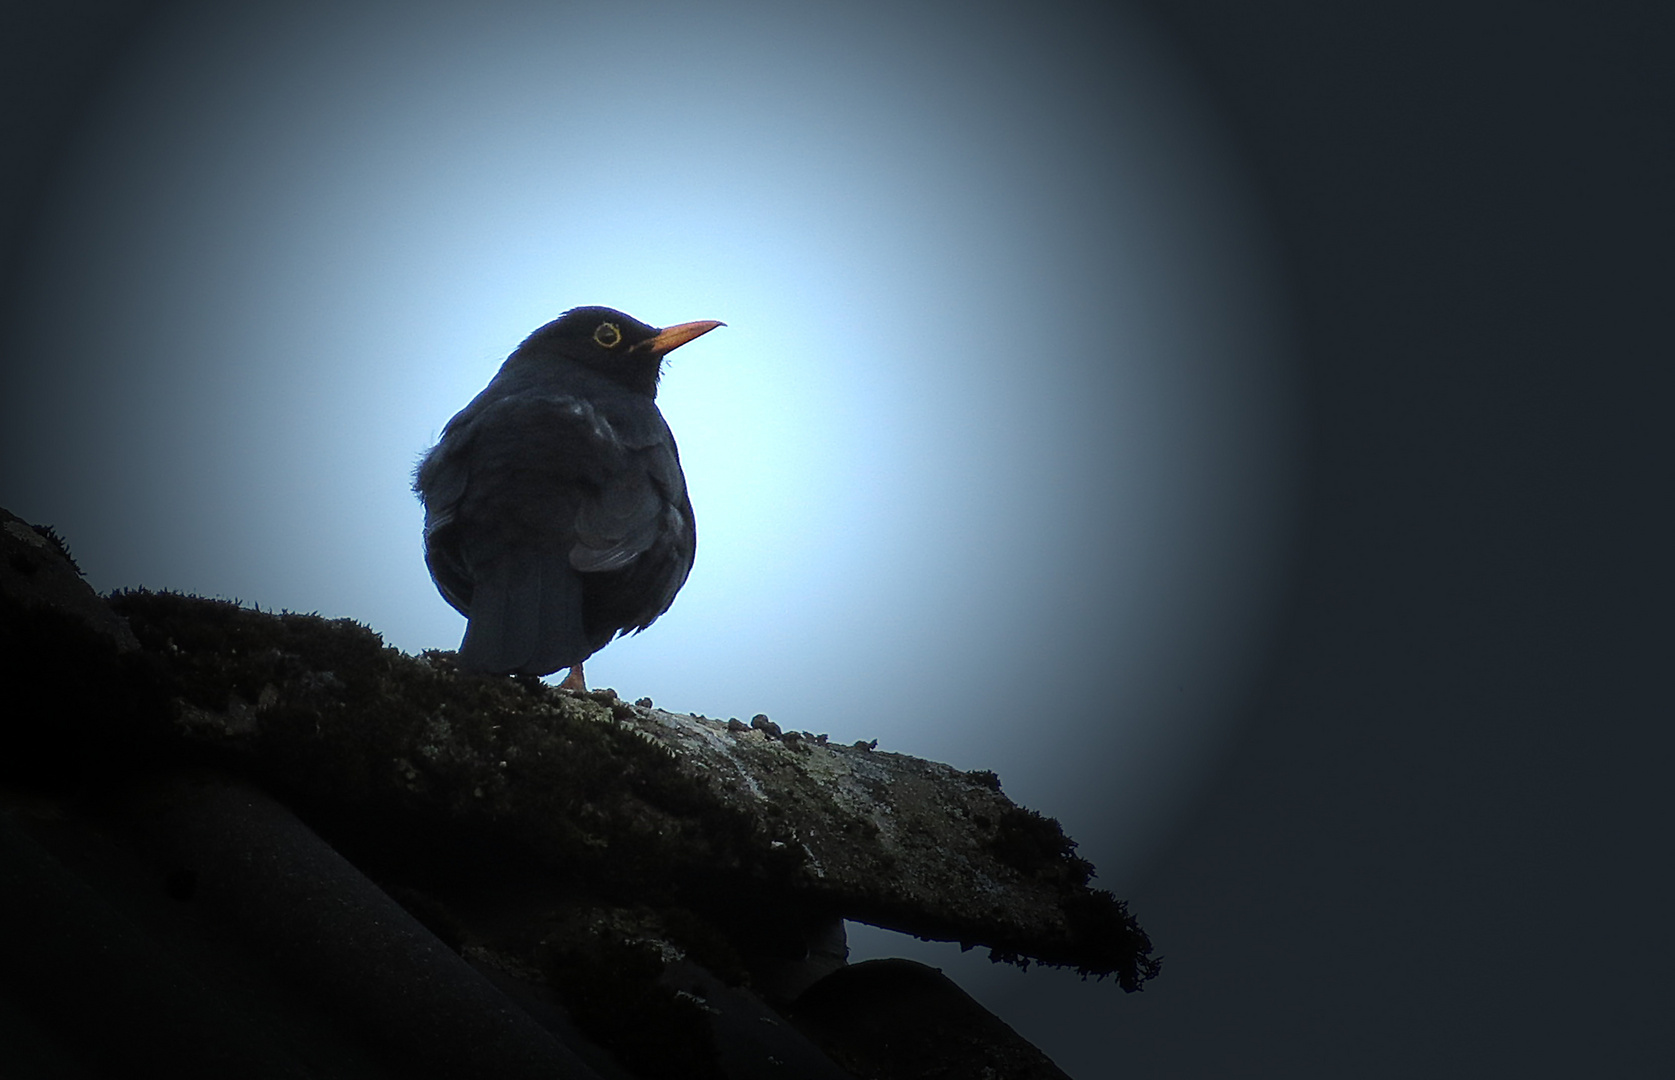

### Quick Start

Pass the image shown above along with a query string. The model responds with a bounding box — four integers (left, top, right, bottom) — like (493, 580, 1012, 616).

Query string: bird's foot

(558, 662, 586, 692)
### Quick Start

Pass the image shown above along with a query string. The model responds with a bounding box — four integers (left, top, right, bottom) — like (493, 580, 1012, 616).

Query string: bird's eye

(593, 322, 622, 348)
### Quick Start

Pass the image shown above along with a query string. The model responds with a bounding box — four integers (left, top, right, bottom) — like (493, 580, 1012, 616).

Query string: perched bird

(414, 306, 722, 688)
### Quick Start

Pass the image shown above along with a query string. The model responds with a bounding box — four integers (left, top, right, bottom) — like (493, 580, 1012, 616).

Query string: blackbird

(414, 306, 722, 687)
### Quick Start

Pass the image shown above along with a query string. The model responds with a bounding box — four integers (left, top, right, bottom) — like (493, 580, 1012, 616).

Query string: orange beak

(636, 319, 725, 357)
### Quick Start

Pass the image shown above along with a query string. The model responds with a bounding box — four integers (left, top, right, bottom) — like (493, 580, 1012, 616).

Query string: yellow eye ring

(593, 322, 622, 348)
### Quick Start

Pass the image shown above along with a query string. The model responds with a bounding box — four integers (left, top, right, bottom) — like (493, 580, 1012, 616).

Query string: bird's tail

(457, 547, 589, 677)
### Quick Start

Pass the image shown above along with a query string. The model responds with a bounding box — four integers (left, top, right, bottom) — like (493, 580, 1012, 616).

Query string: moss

(1061, 889, 1161, 990)
(23, 587, 1160, 990)
(26, 523, 81, 575)
(104, 589, 796, 897)
(538, 911, 724, 1079)
(656, 905, 751, 988)
(985, 805, 1095, 886)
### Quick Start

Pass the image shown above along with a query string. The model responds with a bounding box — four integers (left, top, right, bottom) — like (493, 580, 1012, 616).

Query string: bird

(413, 306, 723, 689)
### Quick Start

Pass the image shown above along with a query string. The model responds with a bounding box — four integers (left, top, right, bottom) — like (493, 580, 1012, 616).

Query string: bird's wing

(567, 402, 689, 575)
(415, 389, 684, 673)
(413, 440, 473, 615)
(570, 468, 665, 572)
(615, 430, 695, 626)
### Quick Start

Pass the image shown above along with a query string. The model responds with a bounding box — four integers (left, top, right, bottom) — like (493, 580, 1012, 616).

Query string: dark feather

(413, 307, 708, 677)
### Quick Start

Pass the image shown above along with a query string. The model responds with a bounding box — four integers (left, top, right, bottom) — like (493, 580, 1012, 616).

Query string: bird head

(517, 306, 724, 397)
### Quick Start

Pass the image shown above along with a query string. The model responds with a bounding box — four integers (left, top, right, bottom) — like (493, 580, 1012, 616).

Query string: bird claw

(558, 663, 586, 692)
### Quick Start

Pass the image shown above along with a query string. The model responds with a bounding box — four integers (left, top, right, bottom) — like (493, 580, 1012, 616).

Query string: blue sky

(0, 2, 1296, 1071)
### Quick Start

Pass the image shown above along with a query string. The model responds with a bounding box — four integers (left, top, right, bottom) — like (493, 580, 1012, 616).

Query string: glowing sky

(1, 3, 1296, 1072)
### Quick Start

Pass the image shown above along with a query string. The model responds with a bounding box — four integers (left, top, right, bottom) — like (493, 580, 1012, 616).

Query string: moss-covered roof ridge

(2, 507, 1155, 991)
(105, 589, 1154, 988)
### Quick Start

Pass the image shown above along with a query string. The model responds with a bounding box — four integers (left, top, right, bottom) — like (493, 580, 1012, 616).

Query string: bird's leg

(558, 662, 586, 692)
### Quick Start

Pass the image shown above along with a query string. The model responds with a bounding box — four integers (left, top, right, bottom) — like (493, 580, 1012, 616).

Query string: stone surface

(84, 586, 1153, 986)
(0, 504, 1158, 1077)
